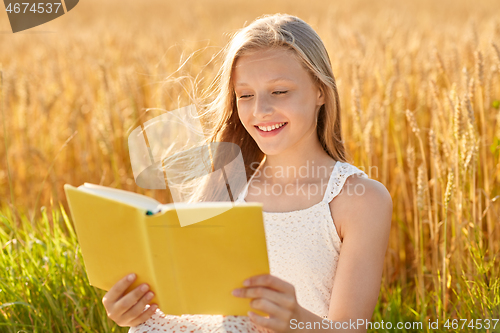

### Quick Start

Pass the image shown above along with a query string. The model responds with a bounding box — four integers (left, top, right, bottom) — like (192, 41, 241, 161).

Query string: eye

(238, 94, 253, 99)
(273, 91, 288, 95)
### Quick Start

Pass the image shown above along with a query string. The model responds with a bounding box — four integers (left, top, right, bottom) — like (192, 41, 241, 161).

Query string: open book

(63, 183, 270, 316)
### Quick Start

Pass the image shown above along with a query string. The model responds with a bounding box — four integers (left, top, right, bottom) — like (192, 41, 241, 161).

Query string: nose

(253, 93, 274, 119)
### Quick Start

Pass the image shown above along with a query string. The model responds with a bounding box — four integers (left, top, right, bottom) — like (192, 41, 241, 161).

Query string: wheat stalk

(474, 50, 484, 88)
(492, 43, 500, 71)
(429, 129, 443, 180)
(417, 164, 425, 211)
(453, 96, 463, 141)
(407, 143, 415, 181)
(442, 169, 454, 317)
(406, 109, 420, 134)
(350, 86, 363, 139)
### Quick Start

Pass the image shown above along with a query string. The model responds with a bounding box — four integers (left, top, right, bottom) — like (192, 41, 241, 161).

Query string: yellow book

(64, 183, 270, 316)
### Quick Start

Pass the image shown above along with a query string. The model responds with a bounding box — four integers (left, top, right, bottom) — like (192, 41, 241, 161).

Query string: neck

(259, 137, 336, 186)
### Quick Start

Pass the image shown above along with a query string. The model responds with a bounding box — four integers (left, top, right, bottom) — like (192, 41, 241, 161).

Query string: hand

(232, 274, 304, 333)
(102, 273, 158, 327)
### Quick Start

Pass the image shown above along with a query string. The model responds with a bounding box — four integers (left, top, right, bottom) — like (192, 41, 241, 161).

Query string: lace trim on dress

(322, 161, 369, 204)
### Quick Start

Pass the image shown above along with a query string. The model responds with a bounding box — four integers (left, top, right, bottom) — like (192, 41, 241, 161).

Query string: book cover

(64, 183, 270, 316)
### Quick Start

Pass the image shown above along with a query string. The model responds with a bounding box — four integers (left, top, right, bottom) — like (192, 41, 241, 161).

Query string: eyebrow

(234, 77, 294, 87)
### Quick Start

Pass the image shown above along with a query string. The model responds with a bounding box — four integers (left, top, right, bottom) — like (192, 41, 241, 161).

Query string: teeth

(258, 122, 286, 132)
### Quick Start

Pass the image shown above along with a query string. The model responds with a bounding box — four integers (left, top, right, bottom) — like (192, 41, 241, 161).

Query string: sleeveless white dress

(129, 160, 369, 333)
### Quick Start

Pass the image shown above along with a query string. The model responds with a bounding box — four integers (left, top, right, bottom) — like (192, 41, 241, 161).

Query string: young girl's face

(233, 47, 324, 157)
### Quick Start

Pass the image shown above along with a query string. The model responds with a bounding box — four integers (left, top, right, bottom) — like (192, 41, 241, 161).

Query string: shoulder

(326, 174, 392, 322)
(329, 173, 392, 241)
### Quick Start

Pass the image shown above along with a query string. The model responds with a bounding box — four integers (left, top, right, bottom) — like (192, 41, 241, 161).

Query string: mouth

(254, 122, 288, 132)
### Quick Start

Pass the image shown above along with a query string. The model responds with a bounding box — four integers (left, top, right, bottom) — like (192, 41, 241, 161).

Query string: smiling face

(232, 47, 325, 157)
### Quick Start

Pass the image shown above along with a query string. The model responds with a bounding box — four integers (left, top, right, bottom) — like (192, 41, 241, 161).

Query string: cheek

(291, 97, 318, 124)
(284, 104, 311, 124)
(237, 102, 252, 128)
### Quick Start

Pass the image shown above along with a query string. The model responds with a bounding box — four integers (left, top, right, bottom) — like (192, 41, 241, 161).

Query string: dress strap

(322, 161, 369, 204)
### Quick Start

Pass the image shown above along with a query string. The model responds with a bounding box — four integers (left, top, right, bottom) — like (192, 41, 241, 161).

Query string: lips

(254, 122, 288, 137)
(255, 122, 288, 132)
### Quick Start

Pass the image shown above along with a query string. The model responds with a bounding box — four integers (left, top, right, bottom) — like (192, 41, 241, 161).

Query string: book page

(78, 183, 161, 212)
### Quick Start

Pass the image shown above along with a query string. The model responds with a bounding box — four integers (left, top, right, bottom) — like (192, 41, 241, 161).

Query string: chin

(257, 145, 285, 156)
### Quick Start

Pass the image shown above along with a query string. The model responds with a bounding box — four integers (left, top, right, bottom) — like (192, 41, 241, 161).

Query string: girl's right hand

(102, 273, 158, 327)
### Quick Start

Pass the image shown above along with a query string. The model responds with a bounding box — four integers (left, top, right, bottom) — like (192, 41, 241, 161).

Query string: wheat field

(1, 0, 499, 331)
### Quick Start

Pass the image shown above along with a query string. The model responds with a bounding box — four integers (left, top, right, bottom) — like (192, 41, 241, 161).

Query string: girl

(102, 13, 392, 333)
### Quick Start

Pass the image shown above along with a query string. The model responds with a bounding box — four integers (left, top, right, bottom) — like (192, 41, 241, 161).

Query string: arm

(299, 176, 392, 332)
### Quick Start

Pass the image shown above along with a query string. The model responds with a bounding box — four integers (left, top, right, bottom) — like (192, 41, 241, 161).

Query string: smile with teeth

(256, 122, 287, 132)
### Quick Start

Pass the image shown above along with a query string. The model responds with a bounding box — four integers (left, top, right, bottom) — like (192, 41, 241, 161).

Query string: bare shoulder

(326, 175, 393, 321)
(329, 174, 392, 241)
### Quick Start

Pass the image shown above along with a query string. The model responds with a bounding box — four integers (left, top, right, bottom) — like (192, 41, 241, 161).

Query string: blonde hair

(166, 14, 347, 203)
(200, 13, 347, 180)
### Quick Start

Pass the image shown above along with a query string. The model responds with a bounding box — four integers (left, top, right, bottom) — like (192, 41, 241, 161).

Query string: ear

(316, 86, 325, 106)
(315, 87, 325, 120)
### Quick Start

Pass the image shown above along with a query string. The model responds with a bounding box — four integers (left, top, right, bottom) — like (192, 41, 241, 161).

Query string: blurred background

(1, 0, 499, 331)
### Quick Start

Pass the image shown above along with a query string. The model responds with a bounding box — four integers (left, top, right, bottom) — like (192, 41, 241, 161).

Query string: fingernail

(243, 279, 250, 286)
(147, 292, 154, 300)
(127, 273, 136, 281)
(141, 284, 149, 292)
(150, 304, 158, 311)
(232, 289, 241, 296)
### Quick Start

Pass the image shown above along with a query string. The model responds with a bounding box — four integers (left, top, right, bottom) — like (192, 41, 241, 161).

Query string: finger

(113, 283, 151, 317)
(129, 303, 159, 327)
(249, 297, 289, 320)
(235, 286, 295, 311)
(103, 273, 137, 306)
(248, 310, 287, 333)
(121, 290, 155, 323)
(244, 274, 295, 294)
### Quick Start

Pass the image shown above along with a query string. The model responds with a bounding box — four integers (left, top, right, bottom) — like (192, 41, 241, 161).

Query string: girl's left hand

(232, 274, 304, 333)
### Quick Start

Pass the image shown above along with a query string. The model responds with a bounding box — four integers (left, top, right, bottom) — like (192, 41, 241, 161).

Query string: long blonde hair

(199, 13, 347, 180)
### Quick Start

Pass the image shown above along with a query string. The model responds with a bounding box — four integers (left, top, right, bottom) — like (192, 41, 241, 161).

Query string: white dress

(129, 160, 369, 333)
